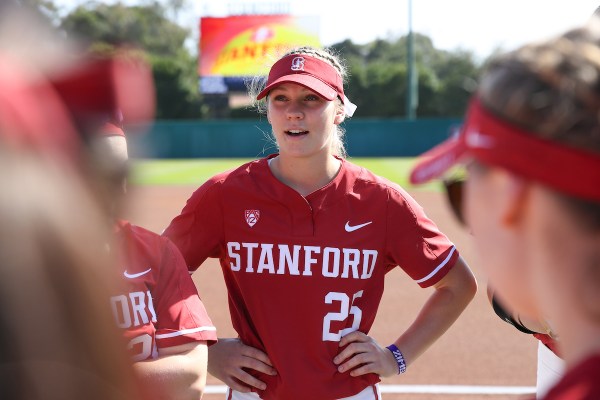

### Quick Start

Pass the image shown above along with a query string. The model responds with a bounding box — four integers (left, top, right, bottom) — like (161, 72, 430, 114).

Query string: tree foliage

(52, 0, 484, 119)
(332, 33, 482, 118)
(60, 0, 202, 119)
(61, 1, 188, 56)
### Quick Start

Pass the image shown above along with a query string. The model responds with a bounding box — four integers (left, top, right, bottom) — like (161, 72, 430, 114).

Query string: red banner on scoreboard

(199, 15, 320, 77)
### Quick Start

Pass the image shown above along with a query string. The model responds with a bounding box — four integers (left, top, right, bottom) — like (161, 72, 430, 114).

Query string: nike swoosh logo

(345, 221, 372, 232)
(123, 268, 152, 279)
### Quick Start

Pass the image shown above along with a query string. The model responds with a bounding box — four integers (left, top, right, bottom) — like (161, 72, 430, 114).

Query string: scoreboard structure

(199, 14, 321, 95)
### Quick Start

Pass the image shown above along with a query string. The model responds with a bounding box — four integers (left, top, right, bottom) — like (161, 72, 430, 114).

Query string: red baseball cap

(410, 96, 600, 202)
(50, 55, 155, 133)
(257, 54, 344, 102)
(0, 56, 80, 162)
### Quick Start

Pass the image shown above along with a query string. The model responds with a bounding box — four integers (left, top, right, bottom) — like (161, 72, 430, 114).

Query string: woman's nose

(286, 103, 303, 119)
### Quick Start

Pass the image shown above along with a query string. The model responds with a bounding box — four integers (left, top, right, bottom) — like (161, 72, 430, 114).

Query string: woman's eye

(305, 95, 320, 101)
(272, 94, 287, 101)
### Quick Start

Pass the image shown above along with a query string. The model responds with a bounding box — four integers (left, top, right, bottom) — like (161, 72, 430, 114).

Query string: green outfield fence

(127, 118, 462, 159)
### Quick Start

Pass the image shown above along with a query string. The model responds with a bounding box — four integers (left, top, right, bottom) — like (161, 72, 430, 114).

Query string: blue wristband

(386, 344, 407, 374)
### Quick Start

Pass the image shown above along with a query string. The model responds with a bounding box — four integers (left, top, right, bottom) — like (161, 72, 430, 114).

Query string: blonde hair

(247, 46, 350, 158)
(478, 20, 600, 229)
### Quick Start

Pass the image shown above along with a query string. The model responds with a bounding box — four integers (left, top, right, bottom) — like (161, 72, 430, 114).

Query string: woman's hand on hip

(207, 338, 277, 392)
(333, 331, 398, 378)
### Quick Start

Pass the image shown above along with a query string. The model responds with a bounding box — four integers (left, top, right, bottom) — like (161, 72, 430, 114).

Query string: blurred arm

(134, 341, 208, 400)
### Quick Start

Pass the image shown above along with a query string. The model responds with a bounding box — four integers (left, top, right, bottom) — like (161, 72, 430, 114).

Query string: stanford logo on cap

(245, 210, 260, 227)
(290, 57, 305, 71)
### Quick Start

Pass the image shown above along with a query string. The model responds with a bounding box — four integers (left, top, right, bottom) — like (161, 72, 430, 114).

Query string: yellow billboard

(199, 15, 321, 78)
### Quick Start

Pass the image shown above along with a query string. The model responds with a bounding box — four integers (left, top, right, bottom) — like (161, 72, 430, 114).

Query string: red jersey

(163, 156, 459, 400)
(541, 354, 600, 400)
(111, 220, 217, 361)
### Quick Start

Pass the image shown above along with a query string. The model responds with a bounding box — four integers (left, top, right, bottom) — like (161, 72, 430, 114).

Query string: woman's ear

(501, 174, 530, 228)
(334, 106, 345, 125)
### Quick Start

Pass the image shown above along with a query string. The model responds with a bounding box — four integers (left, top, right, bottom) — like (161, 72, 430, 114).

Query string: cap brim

(409, 135, 468, 184)
(256, 74, 338, 101)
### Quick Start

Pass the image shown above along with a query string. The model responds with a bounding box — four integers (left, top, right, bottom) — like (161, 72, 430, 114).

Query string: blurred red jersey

(164, 155, 459, 400)
(541, 354, 600, 400)
(111, 220, 217, 361)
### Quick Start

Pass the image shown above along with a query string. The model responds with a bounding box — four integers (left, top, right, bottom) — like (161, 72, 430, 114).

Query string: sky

(56, 0, 600, 60)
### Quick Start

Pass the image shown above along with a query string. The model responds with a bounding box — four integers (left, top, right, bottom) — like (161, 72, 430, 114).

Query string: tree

(58, 1, 482, 120)
(152, 54, 203, 119)
(326, 34, 482, 118)
(61, 1, 189, 54)
(60, 1, 203, 119)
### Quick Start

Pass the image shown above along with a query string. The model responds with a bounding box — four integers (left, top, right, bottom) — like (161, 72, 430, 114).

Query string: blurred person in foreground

(32, 8, 219, 397)
(92, 118, 218, 400)
(410, 19, 600, 400)
(450, 7, 600, 399)
(0, 3, 171, 399)
(0, 138, 138, 400)
(0, 38, 140, 400)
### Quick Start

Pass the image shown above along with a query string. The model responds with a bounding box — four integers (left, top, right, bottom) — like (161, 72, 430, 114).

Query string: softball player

(95, 124, 218, 399)
(409, 21, 600, 400)
(163, 47, 477, 400)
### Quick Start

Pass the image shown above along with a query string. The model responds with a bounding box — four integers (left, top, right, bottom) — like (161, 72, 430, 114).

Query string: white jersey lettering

(257, 243, 275, 274)
(277, 244, 300, 275)
(242, 242, 259, 272)
(361, 250, 378, 279)
(130, 292, 148, 326)
(341, 248, 360, 279)
(110, 290, 157, 329)
(226, 242, 378, 280)
(322, 247, 340, 278)
(303, 246, 320, 276)
(227, 242, 241, 271)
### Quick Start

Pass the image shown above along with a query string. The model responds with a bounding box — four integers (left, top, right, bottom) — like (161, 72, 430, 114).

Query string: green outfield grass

(130, 157, 440, 191)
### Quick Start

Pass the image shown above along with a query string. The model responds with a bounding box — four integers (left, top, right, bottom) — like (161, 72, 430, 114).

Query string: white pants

(227, 384, 381, 400)
(536, 341, 565, 399)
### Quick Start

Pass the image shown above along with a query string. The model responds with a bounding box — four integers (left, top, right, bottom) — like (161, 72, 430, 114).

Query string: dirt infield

(125, 185, 537, 400)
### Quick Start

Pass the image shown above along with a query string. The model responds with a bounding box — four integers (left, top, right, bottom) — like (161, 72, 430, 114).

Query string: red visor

(410, 97, 600, 202)
(99, 121, 125, 137)
(257, 54, 345, 102)
(0, 56, 80, 162)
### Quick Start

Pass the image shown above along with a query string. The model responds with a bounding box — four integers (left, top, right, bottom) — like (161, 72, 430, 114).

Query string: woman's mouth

(285, 129, 308, 137)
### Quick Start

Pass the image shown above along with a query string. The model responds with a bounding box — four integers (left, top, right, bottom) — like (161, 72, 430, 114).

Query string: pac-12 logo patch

(290, 56, 305, 71)
(245, 210, 260, 227)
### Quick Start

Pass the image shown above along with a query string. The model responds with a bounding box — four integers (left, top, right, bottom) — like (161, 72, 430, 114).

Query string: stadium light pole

(406, 0, 418, 120)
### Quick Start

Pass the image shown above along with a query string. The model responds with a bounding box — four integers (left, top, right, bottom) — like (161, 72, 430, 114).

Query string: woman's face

(266, 83, 344, 159)
(464, 162, 540, 317)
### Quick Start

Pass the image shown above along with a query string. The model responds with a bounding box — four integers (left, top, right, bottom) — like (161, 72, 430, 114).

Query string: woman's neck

(270, 153, 341, 197)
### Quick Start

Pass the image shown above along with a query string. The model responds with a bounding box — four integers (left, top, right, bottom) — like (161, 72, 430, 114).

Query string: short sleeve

(163, 177, 224, 271)
(153, 237, 217, 349)
(385, 187, 459, 287)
